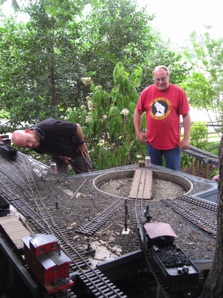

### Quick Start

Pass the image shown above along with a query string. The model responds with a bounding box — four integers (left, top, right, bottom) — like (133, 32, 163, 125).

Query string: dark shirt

(31, 118, 81, 158)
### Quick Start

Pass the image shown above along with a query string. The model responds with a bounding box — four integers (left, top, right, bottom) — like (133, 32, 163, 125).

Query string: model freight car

(144, 222, 199, 293)
(22, 233, 74, 294)
(0, 134, 11, 145)
(0, 142, 18, 161)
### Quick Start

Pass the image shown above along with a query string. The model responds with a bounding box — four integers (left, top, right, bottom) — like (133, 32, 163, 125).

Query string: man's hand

(180, 138, 190, 150)
(77, 143, 88, 157)
(60, 156, 72, 164)
(136, 132, 147, 144)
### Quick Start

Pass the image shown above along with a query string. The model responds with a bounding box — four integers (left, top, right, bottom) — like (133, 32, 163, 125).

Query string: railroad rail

(0, 155, 127, 298)
(130, 168, 216, 298)
(178, 194, 217, 212)
(76, 197, 124, 236)
(182, 145, 219, 178)
(130, 168, 175, 298)
(133, 168, 151, 224)
(182, 145, 218, 166)
(162, 197, 217, 238)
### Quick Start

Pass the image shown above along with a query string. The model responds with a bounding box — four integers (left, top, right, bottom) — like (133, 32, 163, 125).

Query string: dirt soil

(100, 177, 186, 199)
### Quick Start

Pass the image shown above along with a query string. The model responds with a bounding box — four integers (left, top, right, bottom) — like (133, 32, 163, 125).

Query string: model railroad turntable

(93, 167, 217, 297)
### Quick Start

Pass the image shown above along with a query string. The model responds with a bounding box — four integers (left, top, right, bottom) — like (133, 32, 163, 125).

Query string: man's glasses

(154, 77, 168, 82)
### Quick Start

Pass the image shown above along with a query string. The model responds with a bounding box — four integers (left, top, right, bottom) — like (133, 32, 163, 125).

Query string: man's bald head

(12, 130, 39, 149)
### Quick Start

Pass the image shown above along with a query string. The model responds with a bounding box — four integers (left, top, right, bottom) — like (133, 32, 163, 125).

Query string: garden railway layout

(0, 148, 219, 297)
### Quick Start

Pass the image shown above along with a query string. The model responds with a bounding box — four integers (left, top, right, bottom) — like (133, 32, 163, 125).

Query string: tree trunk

(201, 134, 223, 297)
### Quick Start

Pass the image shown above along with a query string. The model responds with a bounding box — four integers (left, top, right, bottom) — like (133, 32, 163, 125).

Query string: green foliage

(182, 31, 223, 131)
(181, 153, 192, 168)
(0, 109, 10, 119)
(67, 62, 146, 170)
(0, 0, 93, 125)
(206, 141, 220, 156)
(0, 0, 196, 172)
(181, 121, 219, 180)
(78, 0, 156, 90)
(79, 0, 191, 92)
(0, 0, 20, 10)
(190, 121, 208, 149)
(0, 0, 190, 129)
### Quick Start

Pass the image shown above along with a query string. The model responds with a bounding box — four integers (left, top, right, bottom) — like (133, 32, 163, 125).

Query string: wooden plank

(129, 168, 153, 199)
(129, 168, 141, 198)
(0, 214, 30, 250)
(0, 216, 20, 224)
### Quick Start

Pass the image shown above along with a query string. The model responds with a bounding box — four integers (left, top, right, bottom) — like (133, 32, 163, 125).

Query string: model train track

(131, 169, 215, 298)
(78, 268, 127, 297)
(161, 197, 217, 238)
(76, 197, 124, 235)
(0, 185, 127, 297)
(133, 168, 149, 225)
(140, 239, 199, 298)
(0, 183, 91, 268)
(132, 169, 176, 298)
(179, 194, 217, 212)
(0, 173, 128, 297)
(137, 224, 200, 298)
(182, 145, 218, 166)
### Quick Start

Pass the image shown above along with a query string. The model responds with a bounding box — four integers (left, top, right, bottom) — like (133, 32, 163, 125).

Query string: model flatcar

(143, 222, 199, 293)
(0, 142, 18, 161)
(22, 233, 74, 294)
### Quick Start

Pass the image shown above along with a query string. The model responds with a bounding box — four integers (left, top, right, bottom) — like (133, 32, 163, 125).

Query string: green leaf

(109, 106, 120, 117)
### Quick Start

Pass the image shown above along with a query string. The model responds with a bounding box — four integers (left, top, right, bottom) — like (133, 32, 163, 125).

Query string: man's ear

(25, 129, 32, 133)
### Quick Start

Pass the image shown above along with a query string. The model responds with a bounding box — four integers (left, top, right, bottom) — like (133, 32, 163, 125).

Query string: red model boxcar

(22, 233, 74, 294)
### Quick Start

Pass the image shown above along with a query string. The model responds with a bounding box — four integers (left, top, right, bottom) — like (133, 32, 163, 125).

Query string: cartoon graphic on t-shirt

(154, 101, 165, 116)
(150, 98, 171, 120)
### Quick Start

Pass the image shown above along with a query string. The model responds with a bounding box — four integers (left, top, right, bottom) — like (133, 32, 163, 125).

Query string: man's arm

(133, 109, 147, 143)
(76, 124, 88, 157)
(180, 112, 191, 150)
(76, 124, 85, 143)
(43, 151, 72, 164)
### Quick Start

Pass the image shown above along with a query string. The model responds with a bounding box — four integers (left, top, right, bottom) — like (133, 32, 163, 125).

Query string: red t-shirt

(136, 84, 190, 150)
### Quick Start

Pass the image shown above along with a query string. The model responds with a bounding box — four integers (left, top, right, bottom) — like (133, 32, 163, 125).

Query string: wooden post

(196, 159, 200, 176)
(191, 157, 195, 175)
(205, 163, 210, 179)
